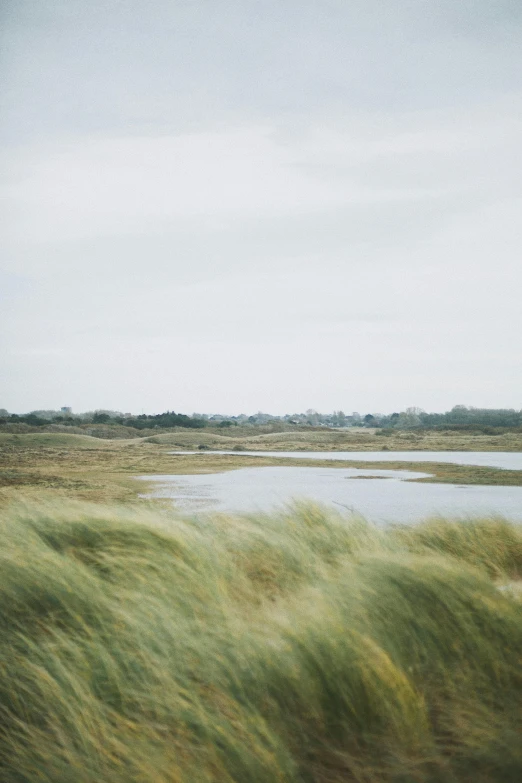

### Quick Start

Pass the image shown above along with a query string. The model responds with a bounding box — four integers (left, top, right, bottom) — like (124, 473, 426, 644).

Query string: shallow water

(140, 464, 522, 523)
(169, 450, 522, 470)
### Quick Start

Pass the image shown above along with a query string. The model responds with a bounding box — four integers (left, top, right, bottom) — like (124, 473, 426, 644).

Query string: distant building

(61, 406, 72, 414)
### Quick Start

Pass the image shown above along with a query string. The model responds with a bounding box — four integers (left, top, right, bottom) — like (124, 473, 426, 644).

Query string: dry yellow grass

(144, 426, 522, 452)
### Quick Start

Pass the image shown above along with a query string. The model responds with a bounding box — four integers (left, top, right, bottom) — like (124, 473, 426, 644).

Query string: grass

(390, 517, 522, 578)
(140, 426, 522, 452)
(3, 424, 522, 452)
(1, 498, 522, 782)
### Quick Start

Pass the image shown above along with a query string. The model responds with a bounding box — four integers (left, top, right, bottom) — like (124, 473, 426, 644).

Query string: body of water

(140, 457, 522, 523)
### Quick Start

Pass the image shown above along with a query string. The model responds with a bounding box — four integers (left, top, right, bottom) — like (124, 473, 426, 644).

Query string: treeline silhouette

(0, 410, 206, 429)
(1, 405, 521, 432)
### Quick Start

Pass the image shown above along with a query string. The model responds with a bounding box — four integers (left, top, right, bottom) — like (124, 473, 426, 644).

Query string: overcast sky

(1, 1, 521, 415)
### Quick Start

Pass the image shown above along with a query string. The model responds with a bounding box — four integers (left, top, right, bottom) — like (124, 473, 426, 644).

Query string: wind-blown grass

(390, 516, 522, 579)
(1, 499, 522, 782)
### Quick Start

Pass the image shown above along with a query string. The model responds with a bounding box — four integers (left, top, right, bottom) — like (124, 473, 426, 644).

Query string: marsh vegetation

(2, 430, 522, 509)
(1, 499, 522, 782)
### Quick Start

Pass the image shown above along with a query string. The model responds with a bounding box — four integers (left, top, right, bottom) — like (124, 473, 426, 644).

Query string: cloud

(1, 1, 522, 412)
(3, 91, 521, 251)
(1, 127, 446, 246)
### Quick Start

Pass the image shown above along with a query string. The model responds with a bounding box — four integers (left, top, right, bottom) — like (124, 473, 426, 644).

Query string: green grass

(1, 499, 522, 782)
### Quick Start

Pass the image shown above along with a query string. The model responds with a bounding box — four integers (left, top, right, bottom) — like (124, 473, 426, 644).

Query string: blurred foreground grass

(1, 498, 522, 782)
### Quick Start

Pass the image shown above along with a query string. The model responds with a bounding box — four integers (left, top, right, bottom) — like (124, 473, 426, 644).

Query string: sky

(1, 0, 521, 415)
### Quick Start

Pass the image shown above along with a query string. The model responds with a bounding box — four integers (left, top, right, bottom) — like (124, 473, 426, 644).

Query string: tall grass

(1, 499, 521, 782)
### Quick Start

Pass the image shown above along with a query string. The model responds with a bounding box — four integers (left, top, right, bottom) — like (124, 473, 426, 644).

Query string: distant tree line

(1, 405, 521, 432)
(0, 409, 206, 430)
(375, 406, 522, 431)
(116, 412, 206, 429)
